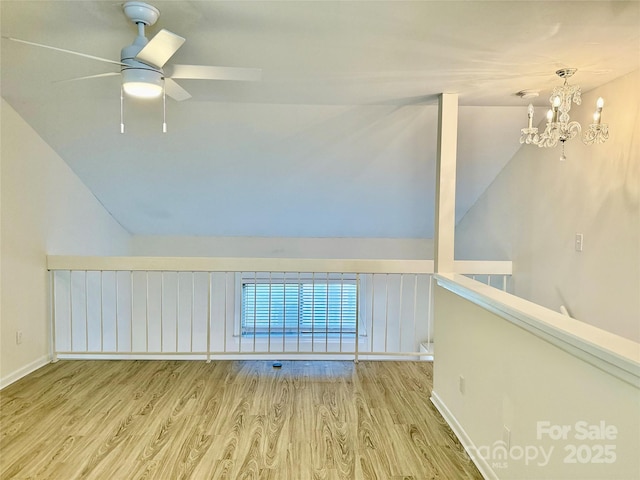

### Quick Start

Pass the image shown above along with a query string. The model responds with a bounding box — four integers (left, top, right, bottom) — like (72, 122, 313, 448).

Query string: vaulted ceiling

(2, 1, 639, 237)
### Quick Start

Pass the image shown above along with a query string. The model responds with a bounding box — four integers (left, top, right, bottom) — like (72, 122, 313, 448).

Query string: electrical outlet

(16, 330, 23, 345)
(459, 375, 465, 394)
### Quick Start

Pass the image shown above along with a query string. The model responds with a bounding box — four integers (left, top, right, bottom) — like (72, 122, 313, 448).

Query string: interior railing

(431, 273, 640, 479)
(47, 257, 512, 362)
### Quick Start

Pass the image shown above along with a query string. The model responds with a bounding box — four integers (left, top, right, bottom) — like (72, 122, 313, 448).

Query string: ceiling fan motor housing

(121, 41, 163, 98)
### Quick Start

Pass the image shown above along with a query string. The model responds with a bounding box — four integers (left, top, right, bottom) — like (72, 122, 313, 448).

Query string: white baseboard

(55, 353, 428, 361)
(0, 355, 51, 390)
(430, 390, 497, 480)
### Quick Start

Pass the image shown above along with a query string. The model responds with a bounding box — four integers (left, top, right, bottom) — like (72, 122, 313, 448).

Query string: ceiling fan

(3, 1, 262, 103)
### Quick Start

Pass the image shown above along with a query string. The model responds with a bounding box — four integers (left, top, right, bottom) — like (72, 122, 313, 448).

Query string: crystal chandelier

(519, 68, 609, 161)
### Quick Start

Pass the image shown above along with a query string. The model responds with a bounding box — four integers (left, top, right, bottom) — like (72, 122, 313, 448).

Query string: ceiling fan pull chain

(162, 80, 167, 133)
(120, 85, 125, 134)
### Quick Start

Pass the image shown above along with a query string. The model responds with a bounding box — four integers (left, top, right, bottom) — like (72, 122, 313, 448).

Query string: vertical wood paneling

(52, 269, 509, 359)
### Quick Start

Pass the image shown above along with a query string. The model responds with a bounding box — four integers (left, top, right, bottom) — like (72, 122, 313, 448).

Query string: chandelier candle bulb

(594, 97, 604, 124)
(551, 96, 561, 122)
(519, 102, 539, 145)
(527, 104, 534, 128)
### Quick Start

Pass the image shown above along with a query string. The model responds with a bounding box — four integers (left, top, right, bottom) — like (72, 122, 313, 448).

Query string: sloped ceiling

(2, 1, 639, 237)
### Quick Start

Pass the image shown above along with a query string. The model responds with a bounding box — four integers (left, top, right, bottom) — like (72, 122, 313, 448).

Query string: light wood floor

(1, 360, 482, 479)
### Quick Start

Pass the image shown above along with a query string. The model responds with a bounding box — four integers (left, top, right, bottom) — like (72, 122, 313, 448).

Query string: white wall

(132, 235, 434, 260)
(0, 99, 131, 388)
(432, 282, 640, 480)
(455, 70, 640, 342)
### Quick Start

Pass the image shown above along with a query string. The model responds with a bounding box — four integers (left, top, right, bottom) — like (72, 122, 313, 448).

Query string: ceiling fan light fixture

(122, 68, 163, 98)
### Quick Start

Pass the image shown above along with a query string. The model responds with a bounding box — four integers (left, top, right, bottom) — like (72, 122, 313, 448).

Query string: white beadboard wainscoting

(47, 256, 511, 362)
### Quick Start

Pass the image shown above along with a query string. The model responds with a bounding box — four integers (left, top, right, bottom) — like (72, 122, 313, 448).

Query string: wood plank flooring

(0, 360, 482, 479)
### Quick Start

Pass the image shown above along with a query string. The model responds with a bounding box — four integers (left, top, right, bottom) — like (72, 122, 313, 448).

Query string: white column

(434, 93, 458, 273)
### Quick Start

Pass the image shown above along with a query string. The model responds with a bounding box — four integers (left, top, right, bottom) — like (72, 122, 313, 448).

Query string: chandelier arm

(583, 123, 609, 145)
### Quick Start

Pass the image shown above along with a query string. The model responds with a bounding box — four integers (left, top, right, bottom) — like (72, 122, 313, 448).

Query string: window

(241, 276, 357, 335)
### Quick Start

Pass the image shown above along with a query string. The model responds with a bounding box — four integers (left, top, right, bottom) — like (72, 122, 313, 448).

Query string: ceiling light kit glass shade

(519, 69, 609, 161)
(121, 68, 163, 98)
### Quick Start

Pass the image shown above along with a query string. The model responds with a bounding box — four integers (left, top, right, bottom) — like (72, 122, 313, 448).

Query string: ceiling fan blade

(2, 36, 125, 66)
(167, 64, 262, 81)
(164, 78, 192, 101)
(54, 72, 120, 84)
(135, 29, 185, 68)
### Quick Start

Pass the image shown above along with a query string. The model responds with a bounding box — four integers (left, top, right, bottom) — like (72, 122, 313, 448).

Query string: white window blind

(241, 279, 357, 334)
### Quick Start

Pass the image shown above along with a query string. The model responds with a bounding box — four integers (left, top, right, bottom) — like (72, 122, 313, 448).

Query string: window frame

(237, 272, 360, 337)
